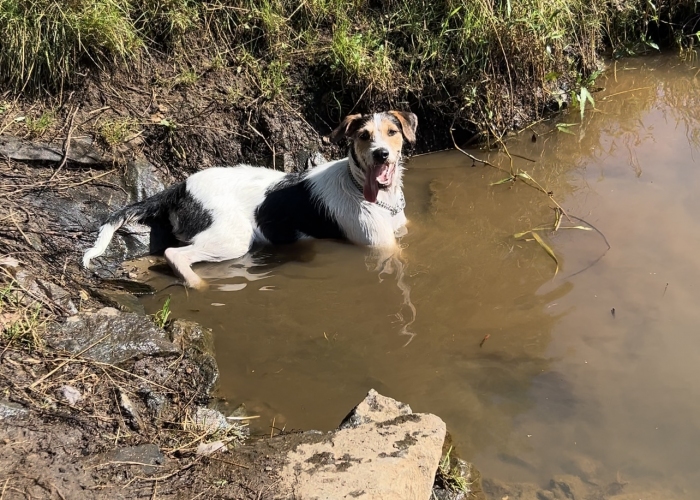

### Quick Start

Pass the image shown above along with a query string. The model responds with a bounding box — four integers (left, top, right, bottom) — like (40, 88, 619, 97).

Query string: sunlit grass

(0, 0, 696, 133)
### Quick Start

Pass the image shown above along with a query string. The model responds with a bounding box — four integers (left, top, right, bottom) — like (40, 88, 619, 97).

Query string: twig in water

(511, 153, 536, 163)
(601, 87, 653, 101)
(449, 127, 500, 170)
(559, 215, 611, 279)
(479, 334, 490, 348)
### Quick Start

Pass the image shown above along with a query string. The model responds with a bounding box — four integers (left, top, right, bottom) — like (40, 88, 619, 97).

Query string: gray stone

(0, 400, 29, 420)
(0, 136, 108, 164)
(124, 159, 166, 201)
(27, 189, 151, 277)
(168, 319, 219, 395)
(14, 271, 78, 315)
(340, 388, 412, 429)
(0, 256, 20, 269)
(107, 444, 165, 474)
(48, 308, 180, 365)
(92, 288, 146, 315)
(192, 407, 231, 435)
(119, 391, 144, 431)
(21, 155, 170, 277)
(138, 387, 167, 417)
(277, 389, 446, 500)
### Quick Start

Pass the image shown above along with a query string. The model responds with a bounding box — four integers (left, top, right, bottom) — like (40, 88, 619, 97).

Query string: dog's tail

(82, 183, 182, 269)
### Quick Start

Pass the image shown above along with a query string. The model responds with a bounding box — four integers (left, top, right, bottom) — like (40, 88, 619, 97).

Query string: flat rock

(105, 444, 165, 474)
(48, 308, 180, 364)
(14, 270, 78, 315)
(277, 390, 446, 500)
(92, 288, 146, 315)
(0, 400, 29, 420)
(0, 136, 107, 164)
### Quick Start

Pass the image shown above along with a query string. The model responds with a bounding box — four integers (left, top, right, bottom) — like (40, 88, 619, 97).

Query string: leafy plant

(152, 296, 171, 329)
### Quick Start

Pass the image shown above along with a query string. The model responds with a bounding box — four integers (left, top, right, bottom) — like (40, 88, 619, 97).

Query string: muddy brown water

(139, 56, 700, 496)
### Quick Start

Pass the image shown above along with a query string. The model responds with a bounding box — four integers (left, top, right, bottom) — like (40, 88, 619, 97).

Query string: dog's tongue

(363, 164, 391, 203)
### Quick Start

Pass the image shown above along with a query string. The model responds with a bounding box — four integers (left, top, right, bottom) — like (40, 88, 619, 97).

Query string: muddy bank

(0, 298, 472, 499)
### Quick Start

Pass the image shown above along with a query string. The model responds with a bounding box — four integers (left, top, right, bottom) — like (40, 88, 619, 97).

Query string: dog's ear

(329, 114, 364, 143)
(388, 111, 418, 144)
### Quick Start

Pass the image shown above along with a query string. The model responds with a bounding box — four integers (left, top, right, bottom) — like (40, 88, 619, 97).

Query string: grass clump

(99, 117, 140, 148)
(0, 0, 141, 93)
(175, 68, 200, 87)
(434, 446, 471, 496)
(24, 111, 55, 138)
(0, 280, 46, 350)
(1, 0, 698, 134)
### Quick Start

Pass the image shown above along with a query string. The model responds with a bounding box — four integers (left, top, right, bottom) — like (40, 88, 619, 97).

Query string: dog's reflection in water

(365, 246, 417, 345)
(159, 242, 417, 344)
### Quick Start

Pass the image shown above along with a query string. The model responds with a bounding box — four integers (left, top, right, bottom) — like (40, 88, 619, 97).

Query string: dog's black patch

(255, 174, 345, 244)
(168, 183, 214, 242)
(105, 182, 213, 245)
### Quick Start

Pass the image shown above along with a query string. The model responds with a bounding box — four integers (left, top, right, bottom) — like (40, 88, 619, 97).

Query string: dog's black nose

(373, 148, 390, 162)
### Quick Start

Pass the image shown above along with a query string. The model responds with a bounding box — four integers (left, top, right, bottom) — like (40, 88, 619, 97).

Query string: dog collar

(347, 164, 406, 217)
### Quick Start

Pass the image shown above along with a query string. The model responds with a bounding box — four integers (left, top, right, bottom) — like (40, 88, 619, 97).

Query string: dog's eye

(359, 131, 371, 141)
(388, 129, 399, 136)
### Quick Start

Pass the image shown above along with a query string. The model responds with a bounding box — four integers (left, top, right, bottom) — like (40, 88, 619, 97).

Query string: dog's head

(330, 111, 418, 203)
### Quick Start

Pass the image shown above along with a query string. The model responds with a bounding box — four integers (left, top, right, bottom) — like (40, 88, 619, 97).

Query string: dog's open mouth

(363, 162, 396, 203)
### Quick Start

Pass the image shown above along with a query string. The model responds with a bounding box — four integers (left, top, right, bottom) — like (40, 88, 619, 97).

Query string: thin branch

(48, 105, 80, 183)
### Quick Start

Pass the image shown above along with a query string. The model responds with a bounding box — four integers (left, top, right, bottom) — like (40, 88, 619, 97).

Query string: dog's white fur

(83, 112, 413, 289)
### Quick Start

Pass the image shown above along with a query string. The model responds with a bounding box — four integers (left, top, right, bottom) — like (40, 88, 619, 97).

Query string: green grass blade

(491, 176, 515, 186)
(560, 225, 592, 231)
(556, 123, 577, 134)
(531, 231, 559, 276)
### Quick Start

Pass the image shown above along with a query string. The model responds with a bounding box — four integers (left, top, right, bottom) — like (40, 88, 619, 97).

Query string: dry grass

(0, 276, 246, 457)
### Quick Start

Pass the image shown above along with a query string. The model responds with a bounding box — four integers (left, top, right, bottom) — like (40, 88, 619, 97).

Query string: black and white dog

(83, 111, 417, 289)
